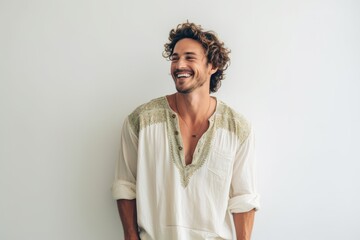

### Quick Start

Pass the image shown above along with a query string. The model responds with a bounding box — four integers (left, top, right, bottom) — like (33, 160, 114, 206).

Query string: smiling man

(112, 22, 260, 240)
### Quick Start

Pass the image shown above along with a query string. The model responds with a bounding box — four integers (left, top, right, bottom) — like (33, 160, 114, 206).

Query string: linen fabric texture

(112, 96, 260, 240)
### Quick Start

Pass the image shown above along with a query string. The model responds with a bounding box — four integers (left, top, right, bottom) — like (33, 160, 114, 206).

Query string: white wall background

(1, 0, 359, 239)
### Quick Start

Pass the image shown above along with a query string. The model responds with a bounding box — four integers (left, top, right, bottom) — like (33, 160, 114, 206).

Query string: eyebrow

(171, 52, 197, 56)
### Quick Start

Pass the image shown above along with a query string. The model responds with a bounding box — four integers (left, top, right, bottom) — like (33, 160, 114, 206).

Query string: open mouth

(174, 71, 193, 79)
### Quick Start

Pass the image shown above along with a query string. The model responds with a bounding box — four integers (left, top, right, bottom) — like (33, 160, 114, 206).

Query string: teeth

(177, 73, 191, 78)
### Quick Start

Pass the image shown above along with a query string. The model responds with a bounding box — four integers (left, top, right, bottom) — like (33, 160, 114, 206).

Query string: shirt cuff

(228, 194, 260, 213)
(112, 180, 136, 200)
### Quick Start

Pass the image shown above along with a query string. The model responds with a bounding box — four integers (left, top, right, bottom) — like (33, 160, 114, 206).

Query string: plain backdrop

(1, 0, 359, 239)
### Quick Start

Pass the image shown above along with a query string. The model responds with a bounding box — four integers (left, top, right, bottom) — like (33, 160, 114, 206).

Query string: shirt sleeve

(228, 126, 260, 213)
(111, 117, 138, 200)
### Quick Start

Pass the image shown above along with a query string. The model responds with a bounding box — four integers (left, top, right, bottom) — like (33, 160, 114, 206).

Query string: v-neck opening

(163, 95, 219, 187)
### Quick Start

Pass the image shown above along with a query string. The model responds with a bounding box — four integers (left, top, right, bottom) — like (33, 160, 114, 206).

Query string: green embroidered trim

(128, 97, 168, 137)
(215, 101, 251, 144)
(127, 97, 250, 188)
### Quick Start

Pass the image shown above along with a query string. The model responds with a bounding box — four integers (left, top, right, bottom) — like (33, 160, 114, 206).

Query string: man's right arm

(117, 199, 139, 240)
(113, 117, 140, 239)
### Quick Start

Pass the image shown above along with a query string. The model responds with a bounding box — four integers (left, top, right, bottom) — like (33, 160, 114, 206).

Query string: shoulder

(215, 100, 251, 143)
(127, 96, 169, 135)
(129, 96, 167, 117)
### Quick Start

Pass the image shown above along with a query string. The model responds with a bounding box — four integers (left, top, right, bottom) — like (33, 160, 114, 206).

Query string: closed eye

(170, 55, 179, 62)
(186, 56, 196, 60)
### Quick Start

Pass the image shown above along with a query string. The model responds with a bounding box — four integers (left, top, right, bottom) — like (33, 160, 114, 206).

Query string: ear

(208, 63, 218, 75)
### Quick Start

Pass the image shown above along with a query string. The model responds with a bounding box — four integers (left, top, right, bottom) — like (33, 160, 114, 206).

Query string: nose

(174, 57, 187, 69)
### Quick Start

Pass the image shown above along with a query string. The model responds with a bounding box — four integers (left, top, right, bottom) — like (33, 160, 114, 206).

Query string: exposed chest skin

(178, 119, 210, 165)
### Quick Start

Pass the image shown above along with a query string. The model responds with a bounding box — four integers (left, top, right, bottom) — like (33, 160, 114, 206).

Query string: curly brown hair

(163, 22, 231, 93)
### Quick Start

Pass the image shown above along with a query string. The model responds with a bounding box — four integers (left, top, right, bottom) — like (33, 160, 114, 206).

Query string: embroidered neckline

(163, 96, 218, 187)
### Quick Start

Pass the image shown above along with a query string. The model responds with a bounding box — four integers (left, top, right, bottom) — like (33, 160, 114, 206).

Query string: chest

(178, 119, 210, 165)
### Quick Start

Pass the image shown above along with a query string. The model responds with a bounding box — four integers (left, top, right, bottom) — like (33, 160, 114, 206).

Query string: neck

(175, 92, 212, 123)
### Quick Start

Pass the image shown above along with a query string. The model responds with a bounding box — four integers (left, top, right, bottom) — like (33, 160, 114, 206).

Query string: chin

(176, 86, 192, 94)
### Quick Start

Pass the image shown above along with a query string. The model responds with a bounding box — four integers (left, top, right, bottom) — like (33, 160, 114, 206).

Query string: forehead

(173, 38, 206, 55)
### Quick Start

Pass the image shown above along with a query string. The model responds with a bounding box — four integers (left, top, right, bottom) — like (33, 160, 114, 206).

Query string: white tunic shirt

(112, 96, 260, 240)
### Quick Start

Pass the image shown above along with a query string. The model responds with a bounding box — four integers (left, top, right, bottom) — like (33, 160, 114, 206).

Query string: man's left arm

(233, 209, 255, 240)
(228, 124, 260, 239)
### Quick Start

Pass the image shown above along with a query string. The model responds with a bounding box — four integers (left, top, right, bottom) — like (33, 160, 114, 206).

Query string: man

(112, 22, 260, 240)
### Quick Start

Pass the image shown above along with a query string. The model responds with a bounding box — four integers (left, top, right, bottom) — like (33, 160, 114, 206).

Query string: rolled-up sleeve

(112, 117, 138, 200)
(228, 126, 260, 213)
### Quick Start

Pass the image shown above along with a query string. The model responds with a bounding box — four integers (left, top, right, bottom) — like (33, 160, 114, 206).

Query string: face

(170, 38, 217, 94)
